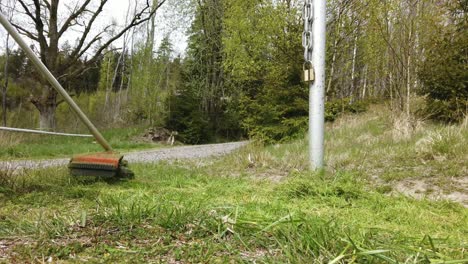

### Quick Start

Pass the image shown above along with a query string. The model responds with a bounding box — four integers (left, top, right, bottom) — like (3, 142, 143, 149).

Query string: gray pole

(309, 0, 325, 170)
(0, 126, 92, 137)
(0, 12, 113, 152)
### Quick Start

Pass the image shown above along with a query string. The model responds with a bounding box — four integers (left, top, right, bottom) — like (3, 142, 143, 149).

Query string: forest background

(0, 0, 466, 145)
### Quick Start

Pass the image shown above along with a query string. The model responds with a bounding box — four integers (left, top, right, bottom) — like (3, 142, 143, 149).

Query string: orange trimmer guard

(68, 152, 134, 179)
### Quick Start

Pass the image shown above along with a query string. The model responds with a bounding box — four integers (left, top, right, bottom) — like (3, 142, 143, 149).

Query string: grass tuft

(390, 113, 425, 142)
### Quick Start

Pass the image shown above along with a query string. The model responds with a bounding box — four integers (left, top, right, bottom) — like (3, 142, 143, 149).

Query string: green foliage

(224, 1, 371, 143)
(241, 94, 370, 143)
(0, 48, 102, 129)
(127, 36, 179, 126)
(238, 83, 309, 144)
(420, 99, 467, 123)
(418, 2, 467, 123)
(168, 0, 242, 143)
(167, 84, 212, 144)
(0, 50, 37, 110)
(325, 98, 370, 122)
(224, 2, 308, 144)
(97, 52, 116, 92)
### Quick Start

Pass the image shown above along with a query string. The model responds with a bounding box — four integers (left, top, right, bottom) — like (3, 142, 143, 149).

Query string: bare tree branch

(75, 25, 112, 59)
(30, 0, 49, 56)
(42, 0, 50, 10)
(66, 0, 108, 63)
(14, 0, 167, 84)
(17, 0, 37, 22)
(11, 21, 39, 41)
(64, 0, 166, 79)
(58, 0, 92, 38)
(86, 0, 167, 67)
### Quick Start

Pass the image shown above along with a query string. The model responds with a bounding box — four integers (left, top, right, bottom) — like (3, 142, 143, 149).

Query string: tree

(0, 0, 17, 126)
(224, 0, 306, 142)
(168, 0, 237, 143)
(1, 31, 10, 126)
(418, 0, 467, 123)
(9, 0, 166, 130)
(190, 0, 225, 130)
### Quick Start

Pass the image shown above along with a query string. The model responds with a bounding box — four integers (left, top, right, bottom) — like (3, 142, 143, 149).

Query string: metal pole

(0, 126, 92, 137)
(0, 12, 113, 151)
(309, 0, 325, 170)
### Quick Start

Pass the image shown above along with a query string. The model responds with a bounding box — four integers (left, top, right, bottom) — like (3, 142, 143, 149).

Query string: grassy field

(0, 105, 467, 263)
(0, 127, 160, 160)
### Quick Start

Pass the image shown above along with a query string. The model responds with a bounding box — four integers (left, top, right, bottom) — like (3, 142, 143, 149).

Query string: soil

(392, 177, 468, 207)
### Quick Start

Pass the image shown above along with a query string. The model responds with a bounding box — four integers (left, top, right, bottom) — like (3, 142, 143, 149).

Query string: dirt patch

(393, 177, 468, 207)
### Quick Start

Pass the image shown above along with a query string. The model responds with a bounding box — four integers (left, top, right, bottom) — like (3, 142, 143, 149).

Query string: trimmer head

(68, 152, 134, 179)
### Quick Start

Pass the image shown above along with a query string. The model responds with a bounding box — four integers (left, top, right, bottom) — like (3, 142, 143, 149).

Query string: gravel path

(0, 141, 249, 172)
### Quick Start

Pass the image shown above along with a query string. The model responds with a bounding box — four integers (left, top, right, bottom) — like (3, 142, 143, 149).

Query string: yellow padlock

(303, 62, 315, 82)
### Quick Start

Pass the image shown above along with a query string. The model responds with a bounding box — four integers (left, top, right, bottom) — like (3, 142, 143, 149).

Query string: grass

(231, 105, 467, 193)
(0, 105, 467, 263)
(0, 127, 161, 160)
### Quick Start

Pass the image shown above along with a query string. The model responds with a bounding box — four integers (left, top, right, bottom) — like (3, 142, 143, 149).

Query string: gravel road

(0, 141, 249, 172)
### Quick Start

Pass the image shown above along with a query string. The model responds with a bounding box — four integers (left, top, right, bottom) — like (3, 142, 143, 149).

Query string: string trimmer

(0, 13, 134, 179)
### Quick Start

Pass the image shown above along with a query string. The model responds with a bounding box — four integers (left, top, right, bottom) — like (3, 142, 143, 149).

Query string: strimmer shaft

(0, 12, 113, 152)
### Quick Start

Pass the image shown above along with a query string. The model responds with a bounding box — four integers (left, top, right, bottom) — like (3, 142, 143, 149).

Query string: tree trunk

(2, 33, 9, 126)
(104, 54, 112, 109)
(145, 2, 157, 125)
(389, 72, 394, 110)
(350, 32, 358, 103)
(361, 65, 368, 99)
(38, 104, 57, 131)
(126, 25, 136, 101)
(326, 38, 338, 96)
(406, 53, 411, 117)
(31, 86, 58, 130)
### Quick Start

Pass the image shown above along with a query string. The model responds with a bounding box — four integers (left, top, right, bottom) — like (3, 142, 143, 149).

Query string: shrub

(325, 98, 370, 122)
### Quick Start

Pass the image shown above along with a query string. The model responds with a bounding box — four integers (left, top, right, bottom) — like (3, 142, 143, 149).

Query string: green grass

(231, 105, 467, 192)
(0, 105, 467, 263)
(0, 127, 160, 160)
(0, 165, 466, 263)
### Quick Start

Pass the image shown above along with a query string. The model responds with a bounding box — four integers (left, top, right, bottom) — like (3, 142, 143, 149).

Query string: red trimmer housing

(68, 152, 134, 179)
